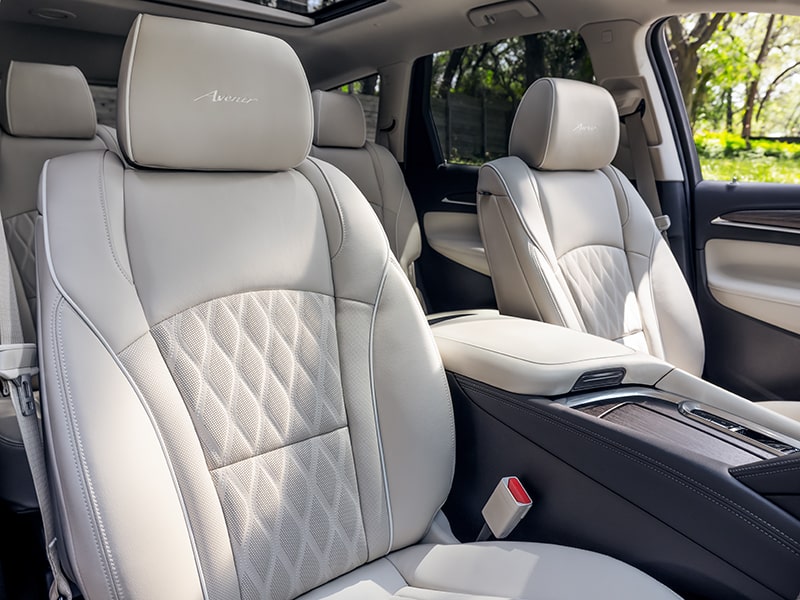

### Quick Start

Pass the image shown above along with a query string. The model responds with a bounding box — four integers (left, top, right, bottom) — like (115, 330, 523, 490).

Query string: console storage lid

(431, 314, 673, 396)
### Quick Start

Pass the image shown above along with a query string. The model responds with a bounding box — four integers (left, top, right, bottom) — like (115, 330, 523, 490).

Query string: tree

(666, 13, 727, 121)
(741, 14, 777, 143)
(431, 30, 592, 104)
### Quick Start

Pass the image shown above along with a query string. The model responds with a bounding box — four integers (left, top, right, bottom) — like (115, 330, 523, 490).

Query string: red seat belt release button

(481, 476, 533, 539)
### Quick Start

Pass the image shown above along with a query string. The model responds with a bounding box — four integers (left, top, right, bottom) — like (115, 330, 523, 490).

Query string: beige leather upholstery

(0, 61, 110, 511)
(432, 313, 672, 396)
(36, 15, 677, 599)
(118, 15, 312, 170)
(479, 78, 705, 376)
(509, 78, 619, 172)
(1, 61, 97, 139)
(310, 90, 422, 296)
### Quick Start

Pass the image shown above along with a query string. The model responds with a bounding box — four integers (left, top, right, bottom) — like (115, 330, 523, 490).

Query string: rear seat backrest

(0, 61, 110, 337)
(0, 60, 111, 513)
(310, 90, 423, 301)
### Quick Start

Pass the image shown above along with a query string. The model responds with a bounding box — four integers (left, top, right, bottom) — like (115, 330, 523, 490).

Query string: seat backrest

(478, 77, 704, 375)
(37, 14, 453, 600)
(0, 61, 112, 337)
(310, 90, 422, 300)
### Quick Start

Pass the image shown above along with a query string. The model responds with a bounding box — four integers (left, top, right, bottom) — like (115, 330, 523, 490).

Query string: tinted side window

(89, 85, 116, 127)
(430, 32, 594, 165)
(336, 75, 380, 142)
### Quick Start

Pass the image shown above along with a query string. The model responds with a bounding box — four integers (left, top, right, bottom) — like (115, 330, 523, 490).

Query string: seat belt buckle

(13, 374, 35, 417)
(480, 476, 532, 539)
(654, 214, 671, 233)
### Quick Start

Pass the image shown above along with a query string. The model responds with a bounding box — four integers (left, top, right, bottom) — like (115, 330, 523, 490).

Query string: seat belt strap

(0, 218, 72, 600)
(621, 100, 670, 241)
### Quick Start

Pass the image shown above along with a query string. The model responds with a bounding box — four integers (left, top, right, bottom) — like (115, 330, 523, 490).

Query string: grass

(700, 156, 800, 184)
(694, 130, 800, 184)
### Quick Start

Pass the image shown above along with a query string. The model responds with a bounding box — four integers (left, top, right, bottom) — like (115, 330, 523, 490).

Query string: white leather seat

(310, 90, 423, 301)
(479, 78, 705, 376)
(36, 15, 679, 599)
(0, 60, 115, 511)
(478, 77, 800, 419)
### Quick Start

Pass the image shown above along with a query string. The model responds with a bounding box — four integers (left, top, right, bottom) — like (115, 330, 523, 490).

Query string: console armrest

(431, 314, 672, 396)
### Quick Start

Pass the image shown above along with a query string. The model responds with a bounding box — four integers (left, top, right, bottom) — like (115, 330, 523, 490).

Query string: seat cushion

(300, 542, 679, 599)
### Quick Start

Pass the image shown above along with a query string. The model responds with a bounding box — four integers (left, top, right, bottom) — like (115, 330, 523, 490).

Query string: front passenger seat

(36, 15, 680, 599)
(477, 78, 796, 419)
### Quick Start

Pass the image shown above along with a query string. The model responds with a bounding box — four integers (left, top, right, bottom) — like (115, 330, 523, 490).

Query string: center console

(432, 313, 800, 600)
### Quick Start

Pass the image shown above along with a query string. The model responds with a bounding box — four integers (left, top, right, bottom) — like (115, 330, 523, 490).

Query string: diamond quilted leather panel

(559, 245, 645, 345)
(212, 428, 367, 600)
(151, 290, 347, 471)
(4, 210, 37, 303)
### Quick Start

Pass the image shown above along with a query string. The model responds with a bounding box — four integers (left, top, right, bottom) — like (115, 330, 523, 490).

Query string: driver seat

(35, 15, 680, 599)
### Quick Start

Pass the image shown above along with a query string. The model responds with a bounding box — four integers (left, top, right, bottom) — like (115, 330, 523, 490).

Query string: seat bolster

(36, 224, 206, 600)
(649, 239, 705, 375)
(606, 168, 704, 375)
(478, 159, 583, 330)
(372, 259, 454, 551)
(364, 142, 422, 281)
(386, 542, 680, 600)
(39, 151, 149, 351)
(300, 157, 390, 304)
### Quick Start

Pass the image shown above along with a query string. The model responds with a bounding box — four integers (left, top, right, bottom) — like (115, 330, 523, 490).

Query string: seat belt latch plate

(654, 215, 671, 233)
(481, 476, 532, 539)
(14, 374, 35, 417)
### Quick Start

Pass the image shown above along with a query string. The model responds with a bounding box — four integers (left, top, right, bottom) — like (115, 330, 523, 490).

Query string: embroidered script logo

(572, 123, 597, 134)
(193, 90, 259, 104)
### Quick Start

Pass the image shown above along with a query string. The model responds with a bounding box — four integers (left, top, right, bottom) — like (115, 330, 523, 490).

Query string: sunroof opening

(240, 0, 364, 15)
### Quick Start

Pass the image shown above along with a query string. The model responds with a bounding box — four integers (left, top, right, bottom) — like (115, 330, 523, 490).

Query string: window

(336, 75, 380, 142)
(90, 85, 116, 127)
(240, 0, 377, 17)
(430, 31, 594, 165)
(665, 13, 800, 183)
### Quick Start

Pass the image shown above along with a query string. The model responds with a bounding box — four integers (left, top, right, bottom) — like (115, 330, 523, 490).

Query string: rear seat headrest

(509, 77, 619, 172)
(311, 90, 366, 149)
(118, 14, 312, 171)
(0, 61, 97, 139)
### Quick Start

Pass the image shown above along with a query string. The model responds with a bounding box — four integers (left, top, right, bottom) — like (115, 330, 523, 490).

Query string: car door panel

(694, 180, 800, 400)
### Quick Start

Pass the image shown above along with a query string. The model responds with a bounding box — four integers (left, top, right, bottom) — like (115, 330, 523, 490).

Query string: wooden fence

(431, 94, 514, 164)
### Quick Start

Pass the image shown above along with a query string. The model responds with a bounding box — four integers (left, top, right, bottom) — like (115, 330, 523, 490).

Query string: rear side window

(336, 75, 380, 142)
(89, 85, 116, 127)
(665, 13, 800, 183)
(430, 31, 594, 165)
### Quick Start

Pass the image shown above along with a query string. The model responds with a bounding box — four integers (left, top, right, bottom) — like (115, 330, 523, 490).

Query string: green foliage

(431, 31, 593, 104)
(695, 130, 800, 183)
(700, 157, 800, 183)
(694, 130, 800, 159)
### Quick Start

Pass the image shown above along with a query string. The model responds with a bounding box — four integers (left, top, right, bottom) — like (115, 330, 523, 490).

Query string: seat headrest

(311, 90, 366, 149)
(118, 14, 312, 171)
(1, 61, 97, 139)
(509, 78, 619, 171)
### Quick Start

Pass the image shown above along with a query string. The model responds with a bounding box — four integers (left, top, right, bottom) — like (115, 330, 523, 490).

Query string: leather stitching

(459, 378, 800, 557)
(53, 299, 121, 599)
(736, 464, 800, 478)
(97, 152, 134, 285)
(485, 163, 572, 327)
(368, 263, 395, 551)
(303, 158, 346, 259)
(731, 456, 800, 475)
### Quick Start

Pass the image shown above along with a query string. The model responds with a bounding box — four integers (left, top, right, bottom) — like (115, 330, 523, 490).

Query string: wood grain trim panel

(718, 210, 800, 231)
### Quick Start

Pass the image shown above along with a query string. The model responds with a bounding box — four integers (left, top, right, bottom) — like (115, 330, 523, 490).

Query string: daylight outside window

(666, 14, 800, 183)
(430, 31, 594, 165)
